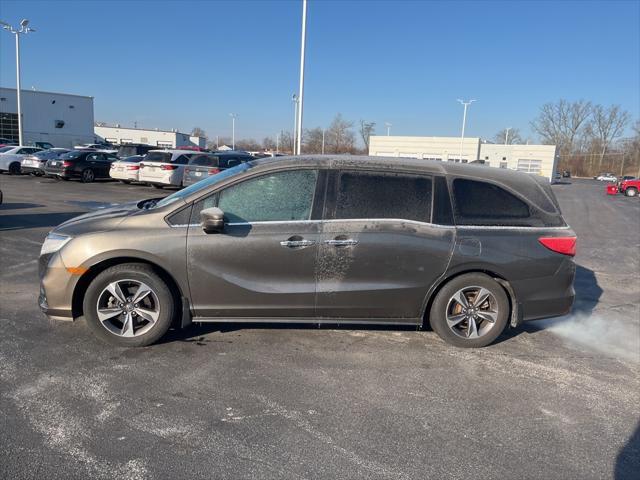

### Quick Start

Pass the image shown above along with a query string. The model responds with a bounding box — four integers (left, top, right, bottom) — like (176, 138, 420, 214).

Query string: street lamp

(229, 113, 237, 150)
(296, 0, 308, 156)
(385, 122, 392, 136)
(457, 99, 476, 162)
(291, 94, 299, 154)
(1, 19, 36, 145)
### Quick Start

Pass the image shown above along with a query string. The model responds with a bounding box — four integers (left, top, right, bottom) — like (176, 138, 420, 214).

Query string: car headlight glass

(40, 233, 72, 256)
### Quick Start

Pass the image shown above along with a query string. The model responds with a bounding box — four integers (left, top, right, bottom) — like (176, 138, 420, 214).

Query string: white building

(0, 87, 95, 148)
(369, 135, 558, 181)
(94, 125, 206, 149)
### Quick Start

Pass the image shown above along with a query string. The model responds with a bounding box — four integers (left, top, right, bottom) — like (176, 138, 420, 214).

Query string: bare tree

(494, 128, 523, 145)
(325, 114, 356, 154)
(191, 127, 207, 140)
(262, 136, 276, 151)
(235, 138, 261, 151)
(589, 104, 631, 168)
(302, 127, 324, 153)
(359, 120, 376, 151)
(530, 99, 592, 155)
(278, 130, 294, 154)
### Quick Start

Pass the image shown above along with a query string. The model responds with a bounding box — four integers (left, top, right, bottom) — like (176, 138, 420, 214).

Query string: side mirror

(201, 207, 225, 234)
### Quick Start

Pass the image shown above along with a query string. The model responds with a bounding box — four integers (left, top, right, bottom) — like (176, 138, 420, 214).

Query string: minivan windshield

(154, 162, 251, 209)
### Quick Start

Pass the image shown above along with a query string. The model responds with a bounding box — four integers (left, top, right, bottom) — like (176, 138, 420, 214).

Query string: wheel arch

(421, 268, 520, 329)
(72, 256, 186, 325)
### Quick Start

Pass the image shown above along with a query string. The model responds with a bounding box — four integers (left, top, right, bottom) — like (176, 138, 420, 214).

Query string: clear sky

(1, 0, 638, 144)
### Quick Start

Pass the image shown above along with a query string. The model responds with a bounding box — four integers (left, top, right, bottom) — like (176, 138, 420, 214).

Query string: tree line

(193, 100, 639, 177)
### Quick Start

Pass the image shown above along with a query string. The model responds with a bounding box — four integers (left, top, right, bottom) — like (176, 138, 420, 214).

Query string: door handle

(324, 239, 359, 247)
(280, 239, 316, 248)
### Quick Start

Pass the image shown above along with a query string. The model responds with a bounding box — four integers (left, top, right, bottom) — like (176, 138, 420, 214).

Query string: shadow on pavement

(0, 211, 85, 231)
(0, 202, 45, 210)
(615, 420, 640, 479)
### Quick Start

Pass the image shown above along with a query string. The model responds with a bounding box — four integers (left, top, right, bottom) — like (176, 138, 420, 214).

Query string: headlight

(40, 233, 72, 256)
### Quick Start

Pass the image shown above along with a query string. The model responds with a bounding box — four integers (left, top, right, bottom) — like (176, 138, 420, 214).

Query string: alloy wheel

(446, 286, 499, 339)
(96, 279, 160, 337)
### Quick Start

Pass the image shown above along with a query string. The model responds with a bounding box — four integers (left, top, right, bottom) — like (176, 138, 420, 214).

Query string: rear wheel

(119, 179, 131, 184)
(429, 273, 509, 348)
(152, 184, 163, 189)
(81, 168, 95, 183)
(83, 263, 175, 347)
(625, 187, 638, 197)
(8, 162, 21, 175)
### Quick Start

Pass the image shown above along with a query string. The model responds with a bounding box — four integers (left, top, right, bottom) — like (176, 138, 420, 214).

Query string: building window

(120, 139, 133, 144)
(499, 162, 508, 169)
(105, 137, 117, 144)
(157, 141, 173, 148)
(0, 112, 19, 142)
(516, 159, 542, 174)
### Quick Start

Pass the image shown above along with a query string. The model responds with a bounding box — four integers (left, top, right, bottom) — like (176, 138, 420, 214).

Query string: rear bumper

(21, 166, 45, 174)
(44, 169, 74, 179)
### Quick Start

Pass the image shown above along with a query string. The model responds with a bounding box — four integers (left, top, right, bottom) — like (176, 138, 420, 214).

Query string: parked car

(116, 143, 159, 158)
(21, 148, 71, 175)
(44, 150, 119, 182)
(29, 141, 55, 150)
(173, 145, 209, 152)
(74, 143, 118, 154)
(182, 151, 253, 187)
(0, 138, 18, 148)
(618, 178, 640, 197)
(0, 146, 44, 174)
(619, 175, 636, 182)
(137, 149, 197, 188)
(562, 170, 571, 178)
(595, 173, 617, 182)
(38, 155, 576, 348)
(109, 155, 145, 183)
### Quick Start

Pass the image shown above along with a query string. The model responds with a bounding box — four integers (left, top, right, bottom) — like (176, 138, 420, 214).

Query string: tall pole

(229, 113, 236, 150)
(292, 95, 298, 154)
(457, 99, 476, 162)
(276, 131, 279, 154)
(385, 122, 392, 136)
(15, 32, 23, 145)
(296, 0, 307, 156)
(321, 129, 325, 154)
(505, 127, 511, 145)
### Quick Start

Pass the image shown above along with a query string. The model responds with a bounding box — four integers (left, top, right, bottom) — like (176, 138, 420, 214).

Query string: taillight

(62, 161, 73, 167)
(208, 168, 220, 175)
(127, 165, 140, 170)
(160, 164, 177, 170)
(538, 236, 576, 256)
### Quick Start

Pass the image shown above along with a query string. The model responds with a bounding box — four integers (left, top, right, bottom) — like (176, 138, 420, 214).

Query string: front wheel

(625, 187, 638, 197)
(83, 263, 175, 347)
(429, 273, 509, 348)
(81, 168, 95, 183)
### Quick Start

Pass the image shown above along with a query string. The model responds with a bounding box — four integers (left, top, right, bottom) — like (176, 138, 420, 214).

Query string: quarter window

(333, 171, 432, 222)
(452, 178, 530, 225)
(218, 170, 318, 223)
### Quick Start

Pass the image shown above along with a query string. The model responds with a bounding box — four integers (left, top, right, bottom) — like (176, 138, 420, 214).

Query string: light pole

(276, 131, 279, 154)
(457, 99, 476, 162)
(385, 122, 392, 136)
(229, 113, 236, 150)
(296, 0, 308, 156)
(504, 127, 512, 145)
(292, 94, 299, 154)
(321, 128, 325, 154)
(1, 19, 36, 146)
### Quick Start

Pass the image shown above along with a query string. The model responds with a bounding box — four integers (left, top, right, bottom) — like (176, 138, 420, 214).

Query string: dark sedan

(44, 150, 119, 182)
(182, 152, 253, 187)
(21, 148, 70, 175)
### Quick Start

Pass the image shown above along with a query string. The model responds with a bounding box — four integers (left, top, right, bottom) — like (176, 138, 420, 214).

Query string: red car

(618, 178, 639, 197)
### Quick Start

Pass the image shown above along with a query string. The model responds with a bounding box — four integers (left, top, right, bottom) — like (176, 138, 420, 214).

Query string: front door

(315, 170, 455, 322)
(186, 168, 323, 318)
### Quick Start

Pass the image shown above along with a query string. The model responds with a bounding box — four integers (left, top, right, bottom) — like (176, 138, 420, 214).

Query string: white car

(595, 173, 618, 182)
(0, 146, 43, 174)
(138, 149, 197, 188)
(74, 143, 118, 155)
(109, 155, 145, 183)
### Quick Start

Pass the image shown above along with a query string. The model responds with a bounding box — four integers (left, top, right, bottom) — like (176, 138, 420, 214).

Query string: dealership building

(0, 87, 95, 148)
(94, 124, 206, 149)
(369, 136, 558, 181)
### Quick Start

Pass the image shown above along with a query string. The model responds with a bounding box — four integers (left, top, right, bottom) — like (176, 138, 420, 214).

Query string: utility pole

(1, 19, 36, 145)
(385, 122, 392, 136)
(321, 128, 325, 154)
(292, 94, 299, 154)
(276, 131, 279, 154)
(296, 0, 308, 156)
(457, 99, 476, 162)
(229, 113, 236, 150)
(505, 127, 511, 145)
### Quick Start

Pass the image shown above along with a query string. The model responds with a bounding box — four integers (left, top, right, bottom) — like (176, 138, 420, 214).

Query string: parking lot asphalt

(1, 174, 639, 480)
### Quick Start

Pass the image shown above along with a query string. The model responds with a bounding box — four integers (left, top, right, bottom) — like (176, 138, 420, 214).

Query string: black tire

(429, 273, 509, 348)
(625, 187, 638, 197)
(8, 162, 21, 175)
(119, 179, 131, 184)
(83, 263, 175, 347)
(152, 184, 163, 189)
(81, 168, 95, 183)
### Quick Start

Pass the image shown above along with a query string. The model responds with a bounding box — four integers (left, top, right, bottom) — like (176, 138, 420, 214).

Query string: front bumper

(39, 252, 78, 321)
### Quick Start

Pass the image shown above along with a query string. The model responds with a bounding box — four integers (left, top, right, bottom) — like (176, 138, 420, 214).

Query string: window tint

(433, 176, 454, 225)
(173, 154, 191, 165)
(189, 155, 219, 167)
(334, 171, 432, 222)
(452, 178, 530, 225)
(145, 152, 172, 163)
(218, 170, 317, 223)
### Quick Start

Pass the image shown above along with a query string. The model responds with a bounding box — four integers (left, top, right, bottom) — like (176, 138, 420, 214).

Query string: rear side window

(452, 178, 530, 226)
(333, 171, 432, 222)
(173, 154, 191, 165)
(145, 152, 172, 163)
(189, 155, 219, 167)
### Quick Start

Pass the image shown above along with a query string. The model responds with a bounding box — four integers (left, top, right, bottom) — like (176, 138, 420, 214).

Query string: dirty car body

(39, 155, 576, 347)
